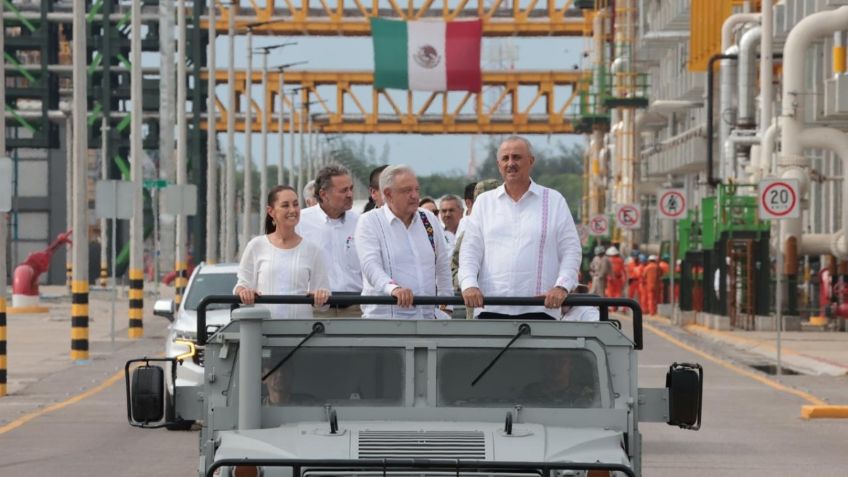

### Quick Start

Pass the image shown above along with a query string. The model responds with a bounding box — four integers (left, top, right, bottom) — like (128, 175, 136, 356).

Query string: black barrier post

(196, 295, 643, 350)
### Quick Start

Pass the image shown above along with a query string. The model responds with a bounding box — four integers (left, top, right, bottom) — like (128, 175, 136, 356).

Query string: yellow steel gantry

(207, 0, 593, 37)
(202, 70, 584, 134)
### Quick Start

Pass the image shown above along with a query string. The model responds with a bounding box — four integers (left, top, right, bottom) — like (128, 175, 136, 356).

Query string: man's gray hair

(314, 163, 351, 203)
(379, 164, 416, 193)
(303, 180, 316, 201)
(501, 135, 534, 157)
(438, 194, 464, 212)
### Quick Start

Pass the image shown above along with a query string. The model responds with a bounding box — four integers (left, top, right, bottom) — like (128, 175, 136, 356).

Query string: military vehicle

(126, 295, 702, 477)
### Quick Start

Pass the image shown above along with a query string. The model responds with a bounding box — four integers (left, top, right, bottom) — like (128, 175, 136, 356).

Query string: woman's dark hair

(419, 197, 436, 208)
(265, 185, 298, 234)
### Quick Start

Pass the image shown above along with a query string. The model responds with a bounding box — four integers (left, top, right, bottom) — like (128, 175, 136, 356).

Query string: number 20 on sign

(758, 178, 800, 220)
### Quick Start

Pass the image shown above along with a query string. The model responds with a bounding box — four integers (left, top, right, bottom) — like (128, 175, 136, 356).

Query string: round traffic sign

(658, 190, 686, 219)
(760, 181, 798, 218)
(589, 215, 609, 236)
(615, 205, 640, 229)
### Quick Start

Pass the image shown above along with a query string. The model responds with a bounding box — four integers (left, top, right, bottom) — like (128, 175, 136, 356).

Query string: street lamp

(274, 64, 307, 188)
(254, 43, 296, 233)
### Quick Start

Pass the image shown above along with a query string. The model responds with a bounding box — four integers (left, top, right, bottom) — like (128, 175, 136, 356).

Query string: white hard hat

(605, 246, 619, 256)
(648, 254, 658, 261)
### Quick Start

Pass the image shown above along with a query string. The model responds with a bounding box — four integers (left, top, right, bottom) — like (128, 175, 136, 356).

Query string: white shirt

(234, 235, 330, 319)
(444, 229, 457, 258)
(355, 206, 453, 319)
(297, 205, 362, 293)
(458, 181, 582, 318)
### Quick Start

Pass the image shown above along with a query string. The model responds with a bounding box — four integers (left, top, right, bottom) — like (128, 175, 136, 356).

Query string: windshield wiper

(471, 323, 531, 387)
(262, 322, 325, 381)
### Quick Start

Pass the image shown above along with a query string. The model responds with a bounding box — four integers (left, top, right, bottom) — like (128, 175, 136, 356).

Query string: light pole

(254, 44, 296, 232)
(205, 0, 218, 263)
(274, 61, 307, 188)
(240, 28, 253, 254)
(224, 3, 236, 262)
(175, 0, 188, 307)
(129, 0, 144, 339)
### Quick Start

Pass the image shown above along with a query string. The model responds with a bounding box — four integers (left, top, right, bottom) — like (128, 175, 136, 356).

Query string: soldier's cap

(473, 179, 501, 199)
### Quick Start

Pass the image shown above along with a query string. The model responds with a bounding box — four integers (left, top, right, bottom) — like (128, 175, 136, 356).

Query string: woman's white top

(234, 235, 330, 319)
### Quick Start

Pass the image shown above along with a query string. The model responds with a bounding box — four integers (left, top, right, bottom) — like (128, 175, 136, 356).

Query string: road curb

(801, 405, 848, 419)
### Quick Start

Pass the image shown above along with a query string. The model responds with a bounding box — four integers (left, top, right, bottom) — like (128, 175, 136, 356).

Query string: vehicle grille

(358, 431, 486, 460)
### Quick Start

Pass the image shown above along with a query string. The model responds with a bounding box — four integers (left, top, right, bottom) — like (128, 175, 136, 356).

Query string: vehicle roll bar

(196, 294, 643, 349)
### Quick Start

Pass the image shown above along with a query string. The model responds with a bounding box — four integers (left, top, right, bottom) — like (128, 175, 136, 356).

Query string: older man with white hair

(459, 135, 589, 320)
(355, 165, 453, 319)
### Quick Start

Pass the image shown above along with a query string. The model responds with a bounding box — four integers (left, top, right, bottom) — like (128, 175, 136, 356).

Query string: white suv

(154, 262, 238, 389)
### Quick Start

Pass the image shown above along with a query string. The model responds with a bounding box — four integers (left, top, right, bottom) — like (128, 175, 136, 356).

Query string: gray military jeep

(125, 295, 702, 477)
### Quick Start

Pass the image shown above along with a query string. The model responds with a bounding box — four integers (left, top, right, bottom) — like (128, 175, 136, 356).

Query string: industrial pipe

(721, 12, 760, 52)
(738, 26, 762, 127)
(706, 53, 738, 188)
(760, 0, 774, 134)
(719, 46, 739, 182)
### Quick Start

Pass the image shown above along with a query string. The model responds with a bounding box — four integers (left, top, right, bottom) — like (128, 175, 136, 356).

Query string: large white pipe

(738, 26, 762, 127)
(797, 127, 848, 257)
(721, 13, 760, 52)
(760, 0, 774, 133)
(719, 45, 739, 182)
(159, 0, 175, 279)
(779, 7, 848, 251)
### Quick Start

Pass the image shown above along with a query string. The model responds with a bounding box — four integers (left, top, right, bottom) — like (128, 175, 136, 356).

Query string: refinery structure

(2, 0, 848, 332)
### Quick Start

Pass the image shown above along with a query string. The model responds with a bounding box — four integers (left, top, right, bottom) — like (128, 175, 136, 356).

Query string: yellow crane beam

(201, 70, 586, 134)
(206, 0, 593, 37)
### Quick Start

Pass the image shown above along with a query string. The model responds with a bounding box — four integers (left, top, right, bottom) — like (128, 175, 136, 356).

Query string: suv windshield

(438, 348, 601, 408)
(262, 347, 404, 406)
(184, 272, 238, 311)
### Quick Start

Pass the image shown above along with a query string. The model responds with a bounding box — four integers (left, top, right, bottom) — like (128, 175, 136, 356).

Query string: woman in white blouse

(235, 185, 331, 318)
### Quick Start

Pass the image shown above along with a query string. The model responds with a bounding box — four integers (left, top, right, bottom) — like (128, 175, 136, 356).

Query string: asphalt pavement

(2, 287, 848, 425)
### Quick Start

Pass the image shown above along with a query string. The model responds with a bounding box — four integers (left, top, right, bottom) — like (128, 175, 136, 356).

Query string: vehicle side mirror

(153, 299, 175, 322)
(666, 362, 703, 430)
(130, 364, 165, 424)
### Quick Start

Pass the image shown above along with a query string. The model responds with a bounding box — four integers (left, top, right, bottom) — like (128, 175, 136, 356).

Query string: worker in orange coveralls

(642, 255, 662, 315)
(627, 252, 644, 303)
(605, 247, 625, 309)
(658, 254, 670, 303)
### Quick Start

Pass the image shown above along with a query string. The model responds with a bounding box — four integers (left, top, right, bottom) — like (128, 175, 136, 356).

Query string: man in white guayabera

(459, 136, 596, 321)
(355, 165, 453, 319)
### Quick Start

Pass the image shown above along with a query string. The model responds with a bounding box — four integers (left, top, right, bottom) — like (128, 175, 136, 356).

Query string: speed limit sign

(758, 179, 800, 219)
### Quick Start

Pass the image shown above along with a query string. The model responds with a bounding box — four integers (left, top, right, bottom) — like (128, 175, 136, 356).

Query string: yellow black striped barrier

(128, 269, 144, 338)
(71, 280, 89, 361)
(0, 296, 7, 396)
(99, 262, 108, 288)
(174, 262, 188, 307)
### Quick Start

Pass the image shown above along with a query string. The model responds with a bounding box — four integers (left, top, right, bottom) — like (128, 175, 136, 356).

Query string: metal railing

(196, 294, 643, 349)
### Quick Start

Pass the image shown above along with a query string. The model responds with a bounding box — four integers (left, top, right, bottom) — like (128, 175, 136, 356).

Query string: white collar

(495, 179, 541, 200)
(382, 205, 421, 227)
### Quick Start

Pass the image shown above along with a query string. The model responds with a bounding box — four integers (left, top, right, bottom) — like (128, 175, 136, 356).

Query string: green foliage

(445, 138, 585, 217)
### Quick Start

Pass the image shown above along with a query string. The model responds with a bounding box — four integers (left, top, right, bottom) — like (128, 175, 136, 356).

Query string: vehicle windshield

(438, 348, 602, 408)
(184, 272, 238, 311)
(262, 347, 405, 406)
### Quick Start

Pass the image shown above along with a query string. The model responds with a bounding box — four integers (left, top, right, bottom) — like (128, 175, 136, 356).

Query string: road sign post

(657, 189, 688, 323)
(758, 178, 800, 375)
(96, 180, 134, 350)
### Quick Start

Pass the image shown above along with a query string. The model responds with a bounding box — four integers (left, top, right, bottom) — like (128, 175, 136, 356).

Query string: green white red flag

(370, 17, 482, 92)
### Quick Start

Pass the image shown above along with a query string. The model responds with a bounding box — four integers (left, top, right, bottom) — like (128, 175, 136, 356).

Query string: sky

(153, 20, 589, 176)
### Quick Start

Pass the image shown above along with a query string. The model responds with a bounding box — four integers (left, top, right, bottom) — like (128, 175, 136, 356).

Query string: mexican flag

(370, 17, 482, 92)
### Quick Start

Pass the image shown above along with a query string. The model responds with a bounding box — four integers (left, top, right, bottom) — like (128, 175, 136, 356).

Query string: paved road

(0, 312, 846, 476)
(635, 317, 848, 476)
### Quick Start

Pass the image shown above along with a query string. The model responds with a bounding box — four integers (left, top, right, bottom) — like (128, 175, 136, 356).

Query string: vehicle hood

(214, 421, 629, 466)
(172, 308, 232, 336)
